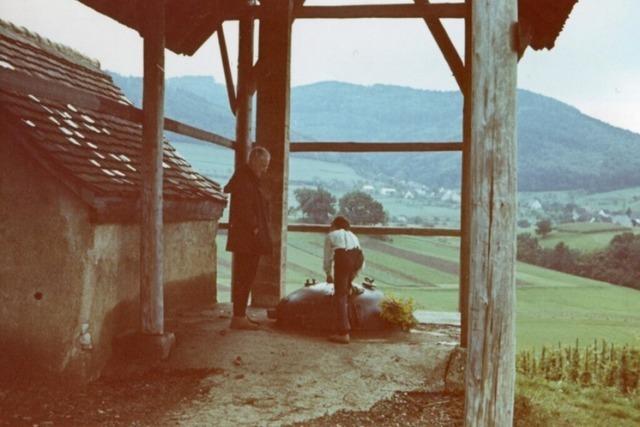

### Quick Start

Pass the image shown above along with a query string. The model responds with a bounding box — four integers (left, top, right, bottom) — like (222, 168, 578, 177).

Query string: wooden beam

(415, 0, 466, 93)
(290, 141, 462, 152)
(217, 23, 237, 115)
(216, 2, 466, 20)
(288, 224, 461, 237)
(293, 3, 466, 19)
(164, 117, 234, 148)
(464, 0, 518, 425)
(140, 0, 166, 336)
(459, 0, 472, 348)
(219, 222, 461, 237)
(0, 69, 234, 149)
(253, 0, 293, 308)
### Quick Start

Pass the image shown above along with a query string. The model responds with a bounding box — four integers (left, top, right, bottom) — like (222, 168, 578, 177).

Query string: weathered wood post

(138, 0, 174, 357)
(230, 0, 257, 305)
(235, 1, 255, 169)
(459, 0, 472, 348)
(253, 0, 293, 307)
(464, 0, 518, 425)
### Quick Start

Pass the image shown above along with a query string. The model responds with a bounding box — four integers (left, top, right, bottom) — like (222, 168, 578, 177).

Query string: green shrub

(379, 294, 418, 331)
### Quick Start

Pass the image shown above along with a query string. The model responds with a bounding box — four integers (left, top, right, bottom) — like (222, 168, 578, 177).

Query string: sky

(1, 0, 639, 133)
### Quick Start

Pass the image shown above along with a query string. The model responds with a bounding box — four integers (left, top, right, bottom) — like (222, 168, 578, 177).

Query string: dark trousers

(333, 249, 358, 335)
(231, 253, 260, 317)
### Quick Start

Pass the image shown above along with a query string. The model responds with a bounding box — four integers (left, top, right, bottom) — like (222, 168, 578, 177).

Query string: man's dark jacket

(224, 165, 272, 255)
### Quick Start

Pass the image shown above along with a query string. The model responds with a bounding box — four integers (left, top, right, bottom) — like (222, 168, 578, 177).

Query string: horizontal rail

(164, 118, 234, 148)
(290, 142, 462, 152)
(223, 3, 466, 20)
(219, 222, 461, 237)
(289, 224, 461, 237)
(0, 69, 234, 149)
(293, 3, 466, 19)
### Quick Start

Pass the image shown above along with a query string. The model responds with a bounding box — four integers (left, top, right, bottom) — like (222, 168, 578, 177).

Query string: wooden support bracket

(415, 0, 466, 93)
(217, 23, 237, 115)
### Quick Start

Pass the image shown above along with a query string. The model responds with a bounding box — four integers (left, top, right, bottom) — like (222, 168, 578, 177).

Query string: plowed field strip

(362, 237, 459, 275)
(297, 241, 437, 287)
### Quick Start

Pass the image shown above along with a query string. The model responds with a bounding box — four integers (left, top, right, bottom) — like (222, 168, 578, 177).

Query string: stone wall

(0, 132, 222, 381)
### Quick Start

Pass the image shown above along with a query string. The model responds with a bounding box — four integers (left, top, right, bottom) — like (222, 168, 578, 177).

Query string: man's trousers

(231, 253, 260, 317)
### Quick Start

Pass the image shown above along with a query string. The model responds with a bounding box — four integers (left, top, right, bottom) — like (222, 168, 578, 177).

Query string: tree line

(517, 232, 640, 291)
(292, 187, 388, 225)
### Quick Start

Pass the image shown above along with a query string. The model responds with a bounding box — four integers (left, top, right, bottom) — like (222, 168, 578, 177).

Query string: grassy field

(216, 232, 640, 351)
(537, 223, 639, 253)
(179, 140, 639, 350)
(516, 378, 640, 427)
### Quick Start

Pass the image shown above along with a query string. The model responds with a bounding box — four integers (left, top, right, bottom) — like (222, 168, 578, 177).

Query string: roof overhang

(78, 0, 239, 56)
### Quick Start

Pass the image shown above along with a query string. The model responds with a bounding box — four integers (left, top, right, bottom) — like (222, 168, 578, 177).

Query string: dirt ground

(1, 304, 461, 426)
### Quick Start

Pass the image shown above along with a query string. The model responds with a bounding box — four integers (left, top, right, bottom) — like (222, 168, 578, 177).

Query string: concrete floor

(104, 303, 460, 426)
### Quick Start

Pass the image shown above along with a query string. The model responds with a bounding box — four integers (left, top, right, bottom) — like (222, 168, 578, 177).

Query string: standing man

(224, 146, 272, 330)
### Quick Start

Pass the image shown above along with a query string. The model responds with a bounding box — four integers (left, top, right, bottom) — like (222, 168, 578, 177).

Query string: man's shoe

(230, 316, 260, 330)
(328, 333, 350, 344)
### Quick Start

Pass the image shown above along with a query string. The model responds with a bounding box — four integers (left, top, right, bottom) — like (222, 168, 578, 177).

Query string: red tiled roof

(0, 23, 127, 105)
(0, 20, 226, 210)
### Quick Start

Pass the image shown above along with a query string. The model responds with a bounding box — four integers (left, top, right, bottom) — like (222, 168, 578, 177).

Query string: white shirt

(323, 229, 362, 276)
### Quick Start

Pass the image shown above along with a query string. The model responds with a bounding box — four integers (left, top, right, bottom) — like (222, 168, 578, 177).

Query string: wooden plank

(459, 0, 472, 348)
(293, 3, 466, 19)
(217, 23, 237, 115)
(140, 0, 166, 336)
(464, 0, 518, 425)
(414, 0, 466, 93)
(253, 0, 293, 308)
(0, 69, 234, 149)
(291, 141, 462, 152)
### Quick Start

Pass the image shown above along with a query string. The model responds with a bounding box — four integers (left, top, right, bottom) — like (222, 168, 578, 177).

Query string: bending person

(323, 216, 364, 344)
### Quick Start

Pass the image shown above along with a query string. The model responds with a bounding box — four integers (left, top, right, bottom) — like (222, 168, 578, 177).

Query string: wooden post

(458, 0, 472, 347)
(235, 1, 255, 169)
(253, 0, 293, 307)
(464, 0, 518, 425)
(140, 0, 166, 335)
(230, 1, 256, 304)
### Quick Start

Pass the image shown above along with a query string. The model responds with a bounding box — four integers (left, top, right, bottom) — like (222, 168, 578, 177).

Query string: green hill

(110, 73, 640, 192)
